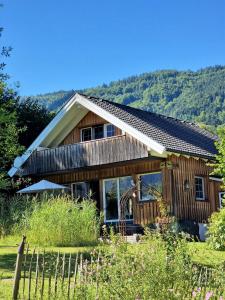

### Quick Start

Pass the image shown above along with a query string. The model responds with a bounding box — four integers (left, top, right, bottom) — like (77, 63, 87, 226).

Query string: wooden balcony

(22, 135, 149, 175)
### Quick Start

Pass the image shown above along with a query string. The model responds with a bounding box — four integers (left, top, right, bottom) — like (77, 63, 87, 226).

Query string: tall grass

(13, 195, 100, 247)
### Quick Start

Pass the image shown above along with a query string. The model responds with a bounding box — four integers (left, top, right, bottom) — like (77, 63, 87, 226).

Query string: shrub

(13, 195, 100, 247)
(207, 207, 225, 250)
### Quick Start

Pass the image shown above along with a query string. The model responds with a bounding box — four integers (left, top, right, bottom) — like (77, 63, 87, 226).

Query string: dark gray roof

(79, 94, 218, 159)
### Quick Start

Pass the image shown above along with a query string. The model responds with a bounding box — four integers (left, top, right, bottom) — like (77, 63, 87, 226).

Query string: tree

(16, 98, 54, 148)
(213, 126, 225, 185)
(0, 84, 24, 188)
(0, 6, 24, 188)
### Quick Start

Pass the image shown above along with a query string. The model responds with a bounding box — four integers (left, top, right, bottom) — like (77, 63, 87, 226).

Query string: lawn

(0, 238, 94, 279)
(1, 238, 225, 280)
(0, 238, 225, 299)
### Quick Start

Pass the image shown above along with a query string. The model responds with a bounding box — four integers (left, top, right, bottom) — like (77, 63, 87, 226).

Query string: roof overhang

(8, 93, 166, 177)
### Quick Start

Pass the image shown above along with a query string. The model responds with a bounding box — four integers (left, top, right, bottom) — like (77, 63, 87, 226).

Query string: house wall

(44, 158, 167, 224)
(61, 111, 122, 145)
(170, 155, 220, 222)
(42, 155, 221, 225)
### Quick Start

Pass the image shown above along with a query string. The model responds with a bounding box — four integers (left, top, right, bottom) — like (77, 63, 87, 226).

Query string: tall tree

(16, 98, 54, 148)
(0, 6, 23, 188)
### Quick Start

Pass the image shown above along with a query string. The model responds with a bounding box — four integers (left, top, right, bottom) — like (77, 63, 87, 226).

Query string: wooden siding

(42, 158, 170, 225)
(44, 157, 164, 220)
(61, 111, 122, 145)
(170, 155, 217, 223)
(30, 152, 221, 225)
(22, 135, 148, 176)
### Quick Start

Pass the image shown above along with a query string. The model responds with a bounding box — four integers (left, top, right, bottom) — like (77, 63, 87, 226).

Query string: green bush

(13, 195, 100, 247)
(76, 233, 225, 299)
(207, 207, 225, 250)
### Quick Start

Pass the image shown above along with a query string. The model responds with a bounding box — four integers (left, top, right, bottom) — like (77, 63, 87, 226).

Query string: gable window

(81, 124, 116, 142)
(195, 176, 205, 200)
(81, 127, 92, 142)
(105, 124, 115, 137)
(93, 125, 104, 139)
(139, 172, 162, 201)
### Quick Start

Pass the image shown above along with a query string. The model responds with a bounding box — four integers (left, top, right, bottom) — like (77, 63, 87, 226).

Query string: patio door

(103, 176, 133, 222)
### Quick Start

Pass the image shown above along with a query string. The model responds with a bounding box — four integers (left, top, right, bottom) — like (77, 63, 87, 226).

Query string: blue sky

(1, 0, 225, 96)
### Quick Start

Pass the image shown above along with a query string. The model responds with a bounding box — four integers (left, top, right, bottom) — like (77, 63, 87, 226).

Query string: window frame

(104, 123, 116, 138)
(219, 192, 225, 208)
(195, 176, 205, 201)
(93, 124, 104, 140)
(80, 127, 92, 142)
(138, 171, 162, 202)
(102, 176, 134, 222)
(71, 181, 90, 199)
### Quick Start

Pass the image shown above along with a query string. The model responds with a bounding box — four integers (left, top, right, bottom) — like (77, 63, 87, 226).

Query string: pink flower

(192, 291, 197, 297)
(219, 297, 224, 300)
(205, 291, 213, 300)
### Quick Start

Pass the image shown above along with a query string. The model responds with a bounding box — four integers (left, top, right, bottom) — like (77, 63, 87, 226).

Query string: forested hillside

(27, 66, 225, 127)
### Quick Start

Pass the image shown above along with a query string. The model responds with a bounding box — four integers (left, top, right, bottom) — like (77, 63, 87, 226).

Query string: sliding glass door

(103, 176, 133, 222)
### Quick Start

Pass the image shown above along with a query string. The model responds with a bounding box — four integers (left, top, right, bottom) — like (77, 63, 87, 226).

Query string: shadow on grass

(0, 253, 17, 278)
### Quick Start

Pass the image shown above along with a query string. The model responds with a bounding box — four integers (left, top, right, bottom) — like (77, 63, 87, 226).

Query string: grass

(0, 238, 94, 279)
(188, 241, 225, 267)
(0, 238, 225, 299)
(1, 238, 225, 279)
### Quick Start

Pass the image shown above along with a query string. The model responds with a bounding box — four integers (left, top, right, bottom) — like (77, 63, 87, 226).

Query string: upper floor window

(105, 124, 115, 137)
(195, 176, 205, 200)
(93, 125, 104, 139)
(139, 172, 162, 201)
(81, 124, 116, 142)
(81, 127, 92, 142)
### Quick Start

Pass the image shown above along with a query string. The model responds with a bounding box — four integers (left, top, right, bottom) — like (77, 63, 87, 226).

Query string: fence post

(12, 235, 26, 300)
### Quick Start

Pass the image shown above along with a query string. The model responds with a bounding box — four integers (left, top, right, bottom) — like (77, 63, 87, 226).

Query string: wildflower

(205, 291, 213, 300)
(192, 291, 197, 297)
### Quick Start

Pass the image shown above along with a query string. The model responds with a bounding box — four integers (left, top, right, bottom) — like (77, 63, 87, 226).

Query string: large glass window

(119, 176, 133, 220)
(81, 127, 92, 142)
(195, 176, 205, 200)
(93, 125, 104, 139)
(104, 179, 118, 221)
(139, 172, 162, 201)
(103, 176, 133, 221)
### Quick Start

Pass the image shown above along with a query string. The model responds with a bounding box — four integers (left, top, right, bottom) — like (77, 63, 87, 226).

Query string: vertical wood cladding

(42, 155, 222, 225)
(170, 155, 219, 223)
(61, 111, 122, 145)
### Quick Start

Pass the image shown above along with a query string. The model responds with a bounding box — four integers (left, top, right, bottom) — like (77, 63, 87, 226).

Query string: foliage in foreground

(207, 207, 225, 251)
(12, 195, 100, 247)
(1, 232, 225, 300)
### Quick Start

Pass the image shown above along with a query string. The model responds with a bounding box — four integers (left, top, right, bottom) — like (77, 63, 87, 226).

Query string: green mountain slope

(27, 65, 225, 127)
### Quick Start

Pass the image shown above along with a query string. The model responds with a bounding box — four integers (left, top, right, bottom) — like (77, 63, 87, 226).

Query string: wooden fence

(12, 237, 222, 300)
(12, 237, 101, 300)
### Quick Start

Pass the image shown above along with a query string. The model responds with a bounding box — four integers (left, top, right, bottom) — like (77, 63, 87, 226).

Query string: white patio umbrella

(17, 179, 69, 194)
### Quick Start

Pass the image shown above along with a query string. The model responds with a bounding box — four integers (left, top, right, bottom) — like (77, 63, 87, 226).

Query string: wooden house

(8, 93, 224, 230)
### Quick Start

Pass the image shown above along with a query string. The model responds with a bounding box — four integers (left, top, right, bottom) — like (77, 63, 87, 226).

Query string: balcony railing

(22, 135, 148, 175)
